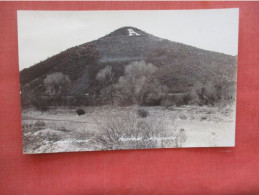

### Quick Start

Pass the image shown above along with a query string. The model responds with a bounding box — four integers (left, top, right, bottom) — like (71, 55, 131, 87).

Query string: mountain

(20, 26, 237, 104)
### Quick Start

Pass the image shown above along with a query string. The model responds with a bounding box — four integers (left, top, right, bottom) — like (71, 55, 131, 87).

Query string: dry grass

(93, 109, 186, 150)
(21, 105, 235, 153)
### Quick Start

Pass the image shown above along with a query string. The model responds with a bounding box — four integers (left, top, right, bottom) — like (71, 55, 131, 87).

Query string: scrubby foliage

(190, 81, 236, 106)
(21, 54, 236, 108)
(137, 108, 149, 118)
(22, 120, 63, 153)
(44, 72, 71, 106)
(115, 61, 168, 106)
(96, 66, 116, 105)
(76, 108, 86, 116)
(94, 111, 187, 150)
(30, 95, 49, 111)
(34, 120, 46, 129)
(20, 27, 237, 109)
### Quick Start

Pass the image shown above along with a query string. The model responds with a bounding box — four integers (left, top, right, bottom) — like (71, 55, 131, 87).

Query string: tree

(44, 72, 71, 106)
(191, 81, 218, 106)
(115, 61, 167, 105)
(96, 66, 116, 105)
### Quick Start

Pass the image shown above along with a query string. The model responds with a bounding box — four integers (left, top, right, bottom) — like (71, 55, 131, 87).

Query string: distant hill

(20, 26, 237, 104)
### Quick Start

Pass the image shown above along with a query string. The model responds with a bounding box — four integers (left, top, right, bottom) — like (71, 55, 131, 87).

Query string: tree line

(21, 60, 236, 111)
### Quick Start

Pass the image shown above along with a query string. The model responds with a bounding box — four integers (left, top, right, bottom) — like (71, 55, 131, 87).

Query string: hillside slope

(20, 26, 237, 102)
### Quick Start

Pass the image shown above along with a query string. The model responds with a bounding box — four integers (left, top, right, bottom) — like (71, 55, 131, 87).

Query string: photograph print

(18, 9, 239, 154)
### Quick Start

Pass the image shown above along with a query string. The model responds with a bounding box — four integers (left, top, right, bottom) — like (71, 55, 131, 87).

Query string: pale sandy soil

(21, 105, 236, 154)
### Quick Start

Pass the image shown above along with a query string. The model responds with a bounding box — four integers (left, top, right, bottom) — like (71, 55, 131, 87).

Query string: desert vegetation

(20, 27, 237, 153)
(94, 110, 186, 150)
(21, 105, 235, 153)
(21, 60, 236, 153)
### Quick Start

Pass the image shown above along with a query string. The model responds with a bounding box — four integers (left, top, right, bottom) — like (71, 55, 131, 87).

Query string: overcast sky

(17, 9, 239, 70)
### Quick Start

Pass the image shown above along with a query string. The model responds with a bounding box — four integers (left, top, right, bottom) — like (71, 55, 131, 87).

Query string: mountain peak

(103, 26, 149, 38)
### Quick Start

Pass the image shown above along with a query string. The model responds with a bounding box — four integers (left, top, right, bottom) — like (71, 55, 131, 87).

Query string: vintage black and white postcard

(18, 9, 239, 154)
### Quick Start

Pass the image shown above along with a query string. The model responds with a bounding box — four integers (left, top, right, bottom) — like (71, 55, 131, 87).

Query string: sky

(17, 9, 239, 70)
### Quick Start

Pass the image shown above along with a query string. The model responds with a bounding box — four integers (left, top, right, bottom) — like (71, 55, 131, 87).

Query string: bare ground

(21, 105, 235, 154)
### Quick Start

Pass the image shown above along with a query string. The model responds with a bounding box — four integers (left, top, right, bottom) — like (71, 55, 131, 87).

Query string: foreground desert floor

(21, 105, 235, 154)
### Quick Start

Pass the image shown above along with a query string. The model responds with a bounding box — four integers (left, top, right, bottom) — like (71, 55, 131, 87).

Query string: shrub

(93, 111, 187, 150)
(137, 108, 149, 118)
(200, 116, 207, 121)
(96, 66, 116, 105)
(22, 122, 34, 133)
(23, 129, 64, 153)
(76, 108, 85, 116)
(30, 96, 49, 111)
(179, 114, 187, 120)
(162, 99, 173, 108)
(44, 72, 71, 106)
(175, 128, 187, 147)
(56, 126, 70, 132)
(115, 61, 167, 106)
(73, 95, 87, 106)
(182, 93, 192, 105)
(34, 120, 46, 129)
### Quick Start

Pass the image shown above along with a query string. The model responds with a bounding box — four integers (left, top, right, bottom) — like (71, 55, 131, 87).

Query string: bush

(115, 61, 166, 106)
(73, 95, 87, 106)
(200, 116, 207, 121)
(93, 111, 187, 150)
(182, 93, 192, 105)
(137, 108, 149, 118)
(76, 108, 85, 116)
(30, 96, 49, 111)
(44, 72, 71, 106)
(179, 114, 187, 120)
(22, 129, 63, 153)
(34, 120, 46, 129)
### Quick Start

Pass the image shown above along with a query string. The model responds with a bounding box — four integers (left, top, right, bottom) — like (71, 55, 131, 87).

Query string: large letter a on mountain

(128, 29, 140, 36)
